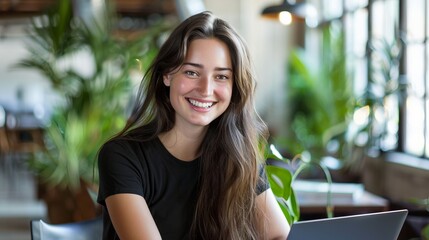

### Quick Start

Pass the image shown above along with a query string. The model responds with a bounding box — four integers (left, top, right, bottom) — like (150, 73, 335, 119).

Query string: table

(294, 180, 389, 219)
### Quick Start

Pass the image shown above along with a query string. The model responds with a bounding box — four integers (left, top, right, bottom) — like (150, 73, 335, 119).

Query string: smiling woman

(163, 38, 233, 128)
(97, 11, 289, 240)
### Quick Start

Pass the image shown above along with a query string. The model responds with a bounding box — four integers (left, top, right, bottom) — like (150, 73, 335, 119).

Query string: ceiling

(0, 0, 176, 18)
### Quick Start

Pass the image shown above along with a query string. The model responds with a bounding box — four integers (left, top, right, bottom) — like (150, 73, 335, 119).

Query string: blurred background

(0, 0, 428, 239)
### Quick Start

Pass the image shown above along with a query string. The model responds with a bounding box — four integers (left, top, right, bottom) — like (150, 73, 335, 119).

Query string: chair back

(30, 217, 102, 240)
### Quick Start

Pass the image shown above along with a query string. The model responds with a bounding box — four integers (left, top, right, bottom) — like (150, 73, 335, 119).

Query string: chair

(30, 216, 103, 240)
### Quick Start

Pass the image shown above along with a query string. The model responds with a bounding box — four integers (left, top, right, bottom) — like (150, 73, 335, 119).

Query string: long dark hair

(114, 11, 269, 239)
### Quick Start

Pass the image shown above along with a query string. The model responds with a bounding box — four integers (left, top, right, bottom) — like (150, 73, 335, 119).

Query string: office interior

(0, 0, 428, 239)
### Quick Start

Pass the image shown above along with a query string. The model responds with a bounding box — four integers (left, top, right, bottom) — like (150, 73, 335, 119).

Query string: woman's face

(163, 38, 233, 130)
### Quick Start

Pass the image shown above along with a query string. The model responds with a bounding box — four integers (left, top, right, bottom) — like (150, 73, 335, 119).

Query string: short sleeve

(97, 140, 144, 206)
(256, 164, 270, 195)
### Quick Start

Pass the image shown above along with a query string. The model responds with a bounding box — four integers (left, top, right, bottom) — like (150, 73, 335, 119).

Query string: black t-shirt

(97, 137, 269, 240)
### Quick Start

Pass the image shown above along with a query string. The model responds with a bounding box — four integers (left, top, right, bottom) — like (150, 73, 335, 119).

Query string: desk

(294, 180, 389, 219)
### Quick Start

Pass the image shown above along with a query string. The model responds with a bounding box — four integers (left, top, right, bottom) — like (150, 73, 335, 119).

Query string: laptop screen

(287, 209, 408, 240)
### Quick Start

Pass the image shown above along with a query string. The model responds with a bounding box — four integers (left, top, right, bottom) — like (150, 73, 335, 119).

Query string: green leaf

(277, 198, 293, 224)
(266, 165, 293, 199)
(289, 187, 300, 220)
(422, 224, 429, 240)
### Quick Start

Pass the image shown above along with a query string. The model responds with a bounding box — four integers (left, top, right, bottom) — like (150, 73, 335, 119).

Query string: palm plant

(16, 0, 171, 222)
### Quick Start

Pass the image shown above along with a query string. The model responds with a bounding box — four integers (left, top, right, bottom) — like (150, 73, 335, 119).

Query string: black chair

(30, 216, 103, 240)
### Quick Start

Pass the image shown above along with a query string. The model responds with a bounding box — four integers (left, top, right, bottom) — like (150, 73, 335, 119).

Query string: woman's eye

(217, 75, 229, 80)
(185, 71, 198, 77)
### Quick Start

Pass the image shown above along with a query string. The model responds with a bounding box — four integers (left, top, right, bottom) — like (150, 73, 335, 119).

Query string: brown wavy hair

(115, 11, 269, 239)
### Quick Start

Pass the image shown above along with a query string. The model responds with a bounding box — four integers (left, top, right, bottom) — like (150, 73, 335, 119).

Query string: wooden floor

(0, 154, 46, 240)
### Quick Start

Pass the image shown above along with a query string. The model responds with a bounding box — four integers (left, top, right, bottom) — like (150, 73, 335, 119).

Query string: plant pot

(37, 179, 99, 224)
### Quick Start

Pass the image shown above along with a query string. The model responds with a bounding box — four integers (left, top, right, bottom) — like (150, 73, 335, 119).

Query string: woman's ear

(163, 74, 171, 87)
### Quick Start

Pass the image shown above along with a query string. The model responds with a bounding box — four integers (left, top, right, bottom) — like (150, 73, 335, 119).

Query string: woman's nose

(198, 77, 213, 96)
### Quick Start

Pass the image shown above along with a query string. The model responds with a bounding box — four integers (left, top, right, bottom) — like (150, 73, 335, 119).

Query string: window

(360, 0, 429, 158)
(401, 0, 429, 157)
(367, 0, 401, 152)
(305, 0, 429, 161)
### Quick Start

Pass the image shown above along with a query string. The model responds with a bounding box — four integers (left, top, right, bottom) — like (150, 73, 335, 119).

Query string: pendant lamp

(261, 0, 318, 27)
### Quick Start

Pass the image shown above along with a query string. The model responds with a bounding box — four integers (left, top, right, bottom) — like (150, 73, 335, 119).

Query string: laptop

(287, 209, 408, 240)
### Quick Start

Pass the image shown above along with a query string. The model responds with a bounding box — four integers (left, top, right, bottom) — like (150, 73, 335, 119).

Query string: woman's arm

(106, 193, 162, 240)
(256, 188, 290, 240)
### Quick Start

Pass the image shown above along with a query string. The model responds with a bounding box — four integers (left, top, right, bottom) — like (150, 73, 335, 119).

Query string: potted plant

(265, 144, 333, 224)
(16, 0, 170, 223)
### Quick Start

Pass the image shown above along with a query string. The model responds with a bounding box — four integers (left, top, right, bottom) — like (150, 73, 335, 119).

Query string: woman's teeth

(189, 99, 213, 108)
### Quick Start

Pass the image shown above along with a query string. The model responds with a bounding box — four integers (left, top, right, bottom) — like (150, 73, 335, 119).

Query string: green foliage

(18, 0, 172, 191)
(423, 225, 429, 240)
(409, 197, 429, 240)
(280, 23, 354, 164)
(266, 164, 299, 224)
(265, 145, 333, 225)
(355, 36, 404, 152)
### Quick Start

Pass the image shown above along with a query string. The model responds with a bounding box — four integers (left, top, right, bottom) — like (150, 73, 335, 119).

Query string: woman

(97, 11, 289, 240)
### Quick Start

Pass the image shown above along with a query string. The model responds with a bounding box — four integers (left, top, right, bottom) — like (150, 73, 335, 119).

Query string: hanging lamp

(261, 0, 318, 27)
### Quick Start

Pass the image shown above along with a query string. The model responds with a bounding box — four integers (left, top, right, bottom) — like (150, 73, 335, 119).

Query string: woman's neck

(158, 126, 206, 161)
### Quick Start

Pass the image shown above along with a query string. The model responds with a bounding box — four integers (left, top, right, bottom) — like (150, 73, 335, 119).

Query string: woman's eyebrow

(183, 62, 232, 72)
(183, 62, 202, 68)
(215, 67, 233, 72)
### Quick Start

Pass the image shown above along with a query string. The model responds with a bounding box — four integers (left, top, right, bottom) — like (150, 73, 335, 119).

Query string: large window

(317, 0, 429, 160)
(364, 0, 429, 159)
(367, 0, 429, 159)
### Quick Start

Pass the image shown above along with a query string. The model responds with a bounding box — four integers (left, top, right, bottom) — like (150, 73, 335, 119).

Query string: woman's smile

(187, 98, 216, 109)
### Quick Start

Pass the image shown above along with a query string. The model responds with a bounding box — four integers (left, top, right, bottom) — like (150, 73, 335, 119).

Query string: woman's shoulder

(102, 137, 136, 150)
(99, 137, 138, 157)
(100, 136, 160, 155)
(98, 137, 154, 168)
